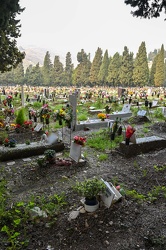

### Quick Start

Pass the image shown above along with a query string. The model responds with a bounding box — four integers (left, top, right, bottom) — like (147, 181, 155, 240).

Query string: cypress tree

(30, 63, 43, 86)
(64, 52, 73, 85)
(52, 56, 64, 86)
(149, 54, 158, 86)
(98, 50, 109, 85)
(154, 44, 165, 87)
(107, 52, 121, 86)
(14, 62, 24, 85)
(119, 46, 133, 86)
(132, 41, 149, 86)
(74, 49, 91, 86)
(89, 47, 102, 85)
(42, 51, 52, 86)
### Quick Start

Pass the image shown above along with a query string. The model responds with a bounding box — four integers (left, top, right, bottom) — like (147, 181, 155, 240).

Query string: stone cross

(69, 92, 77, 131)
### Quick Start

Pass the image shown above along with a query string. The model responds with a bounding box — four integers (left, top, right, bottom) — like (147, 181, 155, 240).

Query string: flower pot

(101, 118, 105, 121)
(125, 138, 130, 145)
(84, 200, 99, 212)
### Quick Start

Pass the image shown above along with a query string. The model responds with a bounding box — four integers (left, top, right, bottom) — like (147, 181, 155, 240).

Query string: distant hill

(18, 46, 66, 70)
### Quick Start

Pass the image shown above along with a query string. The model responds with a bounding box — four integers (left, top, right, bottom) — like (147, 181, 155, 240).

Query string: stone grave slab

(75, 119, 111, 131)
(137, 110, 147, 116)
(119, 136, 166, 157)
(0, 142, 64, 161)
(34, 123, 43, 132)
(69, 141, 81, 162)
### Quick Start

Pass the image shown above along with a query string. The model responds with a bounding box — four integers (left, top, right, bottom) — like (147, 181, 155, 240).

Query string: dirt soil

(0, 119, 166, 250)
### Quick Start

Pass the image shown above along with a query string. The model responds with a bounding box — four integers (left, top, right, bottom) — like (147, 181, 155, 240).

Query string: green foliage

(0, 1, 25, 73)
(16, 108, 26, 125)
(132, 42, 149, 86)
(94, 98, 103, 109)
(0, 179, 67, 249)
(87, 129, 123, 151)
(153, 165, 166, 171)
(73, 177, 106, 200)
(147, 186, 166, 200)
(126, 189, 146, 200)
(153, 109, 165, 119)
(44, 149, 56, 159)
(89, 47, 102, 84)
(33, 102, 42, 108)
(77, 113, 87, 121)
(98, 153, 108, 161)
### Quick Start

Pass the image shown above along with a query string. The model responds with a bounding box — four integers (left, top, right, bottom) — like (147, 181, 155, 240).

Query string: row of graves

(0, 85, 166, 161)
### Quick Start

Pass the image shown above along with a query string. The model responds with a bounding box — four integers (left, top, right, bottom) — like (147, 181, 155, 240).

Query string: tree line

(0, 42, 165, 87)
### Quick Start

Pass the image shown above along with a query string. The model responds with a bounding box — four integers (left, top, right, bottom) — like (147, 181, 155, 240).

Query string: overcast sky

(17, 0, 166, 60)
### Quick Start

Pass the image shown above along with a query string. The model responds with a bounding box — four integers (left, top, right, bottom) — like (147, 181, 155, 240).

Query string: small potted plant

(73, 177, 106, 212)
(44, 149, 56, 163)
(25, 139, 31, 145)
(9, 138, 17, 147)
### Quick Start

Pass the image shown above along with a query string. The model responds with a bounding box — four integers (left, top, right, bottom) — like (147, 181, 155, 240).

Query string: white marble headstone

(69, 141, 81, 162)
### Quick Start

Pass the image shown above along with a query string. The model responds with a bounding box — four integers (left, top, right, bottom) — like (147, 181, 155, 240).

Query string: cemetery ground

(0, 119, 166, 250)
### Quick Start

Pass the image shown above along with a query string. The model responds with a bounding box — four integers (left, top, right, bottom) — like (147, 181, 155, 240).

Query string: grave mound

(128, 115, 150, 124)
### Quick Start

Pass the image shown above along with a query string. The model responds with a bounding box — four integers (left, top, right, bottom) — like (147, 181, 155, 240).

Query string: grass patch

(87, 129, 123, 151)
(98, 153, 108, 161)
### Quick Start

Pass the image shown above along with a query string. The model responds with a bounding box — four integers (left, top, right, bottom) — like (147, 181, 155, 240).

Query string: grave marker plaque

(100, 179, 115, 208)
(69, 142, 81, 162)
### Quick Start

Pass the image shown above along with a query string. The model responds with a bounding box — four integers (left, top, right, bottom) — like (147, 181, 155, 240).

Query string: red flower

(126, 125, 136, 139)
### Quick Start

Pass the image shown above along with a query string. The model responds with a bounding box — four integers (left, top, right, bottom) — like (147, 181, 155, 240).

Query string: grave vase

(111, 133, 115, 140)
(125, 138, 130, 145)
(34, 116, 37, 122)
(59, 119, 62, 126)
(45, 118, 49, 125)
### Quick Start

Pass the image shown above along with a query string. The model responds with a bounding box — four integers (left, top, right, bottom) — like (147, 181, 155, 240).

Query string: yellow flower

(97, 113, 106, 119)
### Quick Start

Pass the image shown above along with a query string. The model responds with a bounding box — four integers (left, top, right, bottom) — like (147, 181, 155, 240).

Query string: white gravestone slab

(137, 110, 147, 116)
(152, 100, 158, 107)
(34, 123, 43, 132)
(100, 179, 115, 208)
(48, 133, 58, 144)
(121, 104, 131, 113)
(69, 141, 82, 162)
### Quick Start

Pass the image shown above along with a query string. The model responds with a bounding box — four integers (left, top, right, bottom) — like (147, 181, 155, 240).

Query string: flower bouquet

(54, 108, 66, 125)
(74, 136, 86, 146)
(6, 95, 13, 106)
(24, 120, 32, 128)
(125, 125, 136, 145)
(97, 113, 107, 121)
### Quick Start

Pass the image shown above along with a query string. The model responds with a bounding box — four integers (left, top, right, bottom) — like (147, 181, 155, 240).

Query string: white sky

(17, 0, 166, 60)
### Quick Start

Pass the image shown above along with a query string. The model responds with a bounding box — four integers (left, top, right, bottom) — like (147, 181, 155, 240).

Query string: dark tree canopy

(0, 0, 25, 73)
(124, 0, 166, 19)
